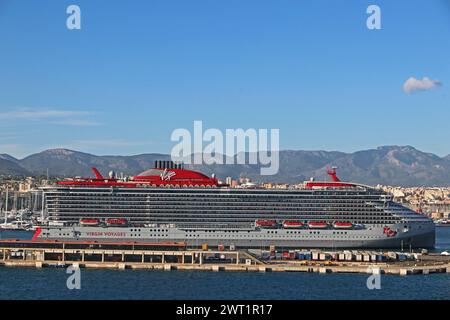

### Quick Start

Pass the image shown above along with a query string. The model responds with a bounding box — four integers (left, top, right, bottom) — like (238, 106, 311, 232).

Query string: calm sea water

(0, 228, 449, 300)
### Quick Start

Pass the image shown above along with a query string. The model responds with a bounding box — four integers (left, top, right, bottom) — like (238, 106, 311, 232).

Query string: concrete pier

(2, 258, 449, 276)
(0, 242, 449, 276)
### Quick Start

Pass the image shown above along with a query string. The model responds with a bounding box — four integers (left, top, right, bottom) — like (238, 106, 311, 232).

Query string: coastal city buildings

(0, 177, 47, 213)
(379, 186, 450, 219)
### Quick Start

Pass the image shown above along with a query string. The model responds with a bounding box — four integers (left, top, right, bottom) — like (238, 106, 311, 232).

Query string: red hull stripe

(31, 228, 42, 241)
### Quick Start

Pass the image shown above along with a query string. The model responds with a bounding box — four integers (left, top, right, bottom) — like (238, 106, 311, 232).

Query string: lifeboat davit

(282, 221, 305, 229)
(79, 219, 100, 226)
(255, 220, 277, 228)
(333, 222, 353, 229)
(307, 221, 329, 229)
(105, 218, 128, 226)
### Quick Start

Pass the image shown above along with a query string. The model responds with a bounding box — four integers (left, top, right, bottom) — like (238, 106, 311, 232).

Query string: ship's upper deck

(54, 163, 375, 192)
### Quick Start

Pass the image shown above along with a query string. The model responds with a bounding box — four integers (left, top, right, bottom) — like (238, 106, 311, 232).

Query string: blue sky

(0, 0, 449, 158)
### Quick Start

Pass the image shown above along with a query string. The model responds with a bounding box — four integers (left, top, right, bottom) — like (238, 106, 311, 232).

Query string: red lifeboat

(255, 220, 277, 228)
(106, 218, 128, 227)
(307, 221, 329, 229)
(282, 221, 305, 229)
(333, 222, 353, 229)
(79, 219, 100, 226)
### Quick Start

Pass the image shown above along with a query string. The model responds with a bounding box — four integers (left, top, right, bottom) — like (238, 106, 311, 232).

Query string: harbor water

(0, 228, 449, 300)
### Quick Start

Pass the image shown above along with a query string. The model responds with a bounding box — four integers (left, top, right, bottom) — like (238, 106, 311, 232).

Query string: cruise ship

(34, 161, 435, 249)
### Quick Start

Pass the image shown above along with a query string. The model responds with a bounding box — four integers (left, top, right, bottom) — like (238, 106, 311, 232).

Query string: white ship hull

(36, 221, 435, 249)
(38, 166, 437, 249)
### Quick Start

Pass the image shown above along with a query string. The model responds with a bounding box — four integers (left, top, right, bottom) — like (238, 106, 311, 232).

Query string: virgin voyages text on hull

(35, 161, 435, 249)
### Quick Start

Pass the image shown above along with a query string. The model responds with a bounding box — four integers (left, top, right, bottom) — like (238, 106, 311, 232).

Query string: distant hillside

(0, 158, 31, 176)
(1, 146, 450, 186)
(307, 146, 450, 186)
(19, 148, 170, 177)
(0, 154, 19, 163)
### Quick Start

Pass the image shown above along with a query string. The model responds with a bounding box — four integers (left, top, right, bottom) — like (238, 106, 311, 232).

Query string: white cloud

(0, 108, 92, 120)
(0, 108, 99, 127)
(49, 119, 101, 126)
(403, 76, 442, 94)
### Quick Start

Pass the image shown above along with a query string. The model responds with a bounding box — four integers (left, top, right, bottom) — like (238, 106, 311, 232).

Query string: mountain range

(1, 146, 450, 186)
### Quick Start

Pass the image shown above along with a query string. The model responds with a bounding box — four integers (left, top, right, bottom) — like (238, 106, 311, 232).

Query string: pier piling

(400, 269, 409, 276)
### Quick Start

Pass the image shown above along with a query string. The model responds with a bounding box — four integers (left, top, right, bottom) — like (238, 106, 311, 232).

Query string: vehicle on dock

(204, 253, 232, 264)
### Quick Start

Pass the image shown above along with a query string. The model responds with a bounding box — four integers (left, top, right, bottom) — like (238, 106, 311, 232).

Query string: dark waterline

(0, 228, 449, 300)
